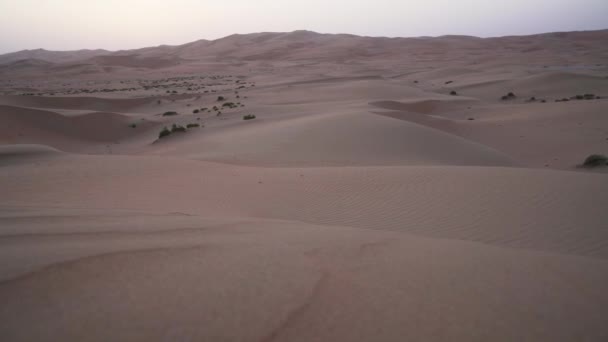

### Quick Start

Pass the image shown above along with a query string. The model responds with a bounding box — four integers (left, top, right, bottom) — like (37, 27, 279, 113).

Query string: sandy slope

(1, 30, 608, 341)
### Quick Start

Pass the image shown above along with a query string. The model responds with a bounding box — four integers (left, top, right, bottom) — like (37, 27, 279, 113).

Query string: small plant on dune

(217, 96, 225, 101)
(581, 154, 608, 168)
(501, 92, 516, 101)
(450, 91, 458, 96)
(129, 123, 137, 128)
(243, 114, 256, 121)
(171, 124, 187, 133)
(193, 109, 200, 114)
(163, 111, 178, 116)
(158, 127, 171, 139)
(187, 123, 200, 128)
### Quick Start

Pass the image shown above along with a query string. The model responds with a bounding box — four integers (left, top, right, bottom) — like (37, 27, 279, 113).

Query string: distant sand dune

(0, 105, 159, 151)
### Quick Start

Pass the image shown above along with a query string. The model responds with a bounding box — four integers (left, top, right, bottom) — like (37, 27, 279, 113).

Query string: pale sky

(1, 0, 607, 54)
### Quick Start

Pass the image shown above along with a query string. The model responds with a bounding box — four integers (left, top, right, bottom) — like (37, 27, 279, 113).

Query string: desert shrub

(582, 154, 608, 167)
(158, 127, 171, 139)
(243, 114, 256, 121)
(187, 123, 200, 128)
(129, 123, 137, 128)
(163, 111, 178, 116)
(501, 92, 516, 101)
(217, 96, 225, 101)
(193, 109, 200, 114)
(450, 91, 458, 96)
(171, 124, 186, 133)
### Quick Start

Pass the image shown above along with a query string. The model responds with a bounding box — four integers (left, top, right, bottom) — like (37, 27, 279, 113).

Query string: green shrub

(163, 111, 178, 116)
(171, 124, 186, 133)
(450, 91, 458, 96)
(187, 123, 200, 128)
(243, 114, 256, 121)
(217, 96, 225, 101)
(129, 123, 137, 128)
(158, 127, 171, 139)
(193, 109, 200, 114)
(582, 154, 608, 167)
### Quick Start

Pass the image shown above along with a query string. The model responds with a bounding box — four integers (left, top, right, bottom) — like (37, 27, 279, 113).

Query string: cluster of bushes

(171, 124, 186, 133)
(243, 114, 256, 121)
(158, 123, 201, 139)
(564, 94, 601, 101)
(527, 97, 547, 103)
(581, 154, 608, 168)
(501, 92, 516, 101)
(552, 94, 599, 103)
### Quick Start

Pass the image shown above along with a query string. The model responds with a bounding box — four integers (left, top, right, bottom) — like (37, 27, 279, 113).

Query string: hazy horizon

(1, 0, 607, 54)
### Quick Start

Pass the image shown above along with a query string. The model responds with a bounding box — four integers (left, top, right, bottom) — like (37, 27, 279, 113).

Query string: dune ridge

(1, 29, 608, 341)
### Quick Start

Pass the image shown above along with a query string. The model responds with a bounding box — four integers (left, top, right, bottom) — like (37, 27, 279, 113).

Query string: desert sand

(1, 30, 608, 341)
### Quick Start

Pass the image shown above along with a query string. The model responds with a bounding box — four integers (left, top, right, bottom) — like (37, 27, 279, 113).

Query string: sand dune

(2, 154, 606, 258)
(2, 214, 607, 342)
(1, 30, 608, 341)
(0, 95, 157, 112)
(0, 105, 159, 151)
(146, 107, 515, 166)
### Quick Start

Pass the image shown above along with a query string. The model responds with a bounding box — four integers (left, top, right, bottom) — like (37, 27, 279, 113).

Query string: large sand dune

(1, 30, 608, 341)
